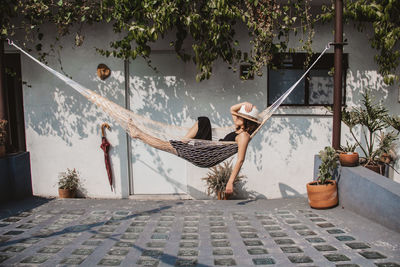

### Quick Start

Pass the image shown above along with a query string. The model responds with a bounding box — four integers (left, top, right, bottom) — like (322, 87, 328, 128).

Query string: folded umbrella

(100, 123, 113, 191)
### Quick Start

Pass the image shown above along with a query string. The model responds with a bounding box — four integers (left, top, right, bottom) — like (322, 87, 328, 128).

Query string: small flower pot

(339, 152, 359, 167)
(306, 180, 338, 209)
(217, 191, 228, 200)
(58, 188, 76, 198)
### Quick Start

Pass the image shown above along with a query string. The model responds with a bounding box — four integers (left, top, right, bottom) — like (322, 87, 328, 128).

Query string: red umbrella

(100, 123, 113, 191)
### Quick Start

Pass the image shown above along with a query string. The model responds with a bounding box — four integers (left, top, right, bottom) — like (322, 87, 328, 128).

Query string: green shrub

(318, 146, 339, 185)
(202, 159, 245, 197)
(58, 168, 81, 190)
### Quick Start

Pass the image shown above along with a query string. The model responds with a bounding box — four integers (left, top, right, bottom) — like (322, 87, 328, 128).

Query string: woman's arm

(225, 133, 250, 194)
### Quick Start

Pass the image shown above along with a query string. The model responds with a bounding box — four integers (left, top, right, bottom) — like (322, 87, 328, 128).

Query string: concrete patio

(0, 197, 399, 266)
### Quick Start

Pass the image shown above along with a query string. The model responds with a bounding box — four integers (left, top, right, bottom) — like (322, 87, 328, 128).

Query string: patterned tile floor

(0, 197, 399, 266)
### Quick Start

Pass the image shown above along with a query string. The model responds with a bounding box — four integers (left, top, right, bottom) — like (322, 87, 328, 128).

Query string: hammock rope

(7, 39, 332, 167)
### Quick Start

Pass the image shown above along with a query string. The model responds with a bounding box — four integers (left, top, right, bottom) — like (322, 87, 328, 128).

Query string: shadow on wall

(25, 46, 399, 197)
(24, 54, 128, 195)
(250, 117, 330, 171)
(133, 157, 211, 199)
(279, 183, 305, 198)
(24, 60, 124, 145)
(233, 180, 268, 200)
(127, 56, 334, 195)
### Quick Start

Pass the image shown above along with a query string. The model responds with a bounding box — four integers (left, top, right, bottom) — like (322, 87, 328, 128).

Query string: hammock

(8, 39, 331, 167)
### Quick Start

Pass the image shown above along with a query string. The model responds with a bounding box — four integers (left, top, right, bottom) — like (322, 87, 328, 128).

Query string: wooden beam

(332, 0, 343, 150)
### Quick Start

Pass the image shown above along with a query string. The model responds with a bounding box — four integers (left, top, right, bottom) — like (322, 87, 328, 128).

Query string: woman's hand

(225, 181, 234, 195)
(243, 102, 254, 112)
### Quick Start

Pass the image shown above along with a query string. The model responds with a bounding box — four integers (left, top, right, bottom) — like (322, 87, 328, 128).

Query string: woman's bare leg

(184, 122, 198, 139)
(128, 120, 177, 155)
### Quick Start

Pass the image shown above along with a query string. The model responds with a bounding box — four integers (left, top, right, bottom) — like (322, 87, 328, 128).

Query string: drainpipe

(0, 39, 6, 121)
(124, 59, 133, 195)
(332, 0, 343, 150)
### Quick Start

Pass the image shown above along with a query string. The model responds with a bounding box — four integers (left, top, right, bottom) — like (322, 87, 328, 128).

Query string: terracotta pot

(306, 180, 338, 209)
(58, 188, 76, 198)
(217, 191, 227, 200)
(0, 145, 5, 157)
(364, 164, 383, 175)
(339, 152, 359, 167)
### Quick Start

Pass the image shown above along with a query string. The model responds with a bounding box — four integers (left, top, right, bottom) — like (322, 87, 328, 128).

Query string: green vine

(1, 0, 398, 84)
(319, 0, 400, 86)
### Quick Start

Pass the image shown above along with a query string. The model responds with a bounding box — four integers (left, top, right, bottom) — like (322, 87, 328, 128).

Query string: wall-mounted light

(97, 64, 111, 80)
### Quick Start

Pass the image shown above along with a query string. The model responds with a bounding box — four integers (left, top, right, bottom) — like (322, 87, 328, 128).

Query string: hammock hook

(6, 38, 13, 46)
(327, 42, 348, 49)
(326, 43, 332, 50)
(101, 123, 111, 137)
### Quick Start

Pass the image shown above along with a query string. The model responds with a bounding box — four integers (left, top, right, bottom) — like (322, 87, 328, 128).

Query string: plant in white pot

(58, 168, 81, 198)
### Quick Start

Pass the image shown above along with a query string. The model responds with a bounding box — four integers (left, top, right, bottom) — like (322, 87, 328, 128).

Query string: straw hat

(232, 105, 261, 123)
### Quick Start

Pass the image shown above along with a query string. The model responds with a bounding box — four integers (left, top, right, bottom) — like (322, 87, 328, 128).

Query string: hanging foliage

(320, 0, 400, 85)
(0, 0, 398, 85)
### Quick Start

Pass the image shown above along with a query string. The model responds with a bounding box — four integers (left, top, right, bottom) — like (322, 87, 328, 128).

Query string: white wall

(11, 19, 399, 199)
(10, 24, 129, 198)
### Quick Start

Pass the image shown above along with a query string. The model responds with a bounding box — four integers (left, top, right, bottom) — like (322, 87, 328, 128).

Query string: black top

(219, 131, 238, 142)
(194, 116, 238, 142)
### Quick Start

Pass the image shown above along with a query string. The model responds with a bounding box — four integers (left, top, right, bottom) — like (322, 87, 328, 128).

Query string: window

(268, 53, 348, 106)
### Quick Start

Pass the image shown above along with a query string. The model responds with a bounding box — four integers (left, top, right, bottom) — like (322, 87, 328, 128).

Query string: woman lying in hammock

(128, 102, 261, 195)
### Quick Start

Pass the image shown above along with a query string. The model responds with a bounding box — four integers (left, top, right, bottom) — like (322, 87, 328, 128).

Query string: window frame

(267, 52, 348, 107)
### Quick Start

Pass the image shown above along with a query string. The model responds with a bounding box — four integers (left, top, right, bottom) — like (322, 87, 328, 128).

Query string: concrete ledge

(338, 166, 400, 233)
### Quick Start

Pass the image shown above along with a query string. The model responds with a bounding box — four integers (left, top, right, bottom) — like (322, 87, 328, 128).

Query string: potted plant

(0, 120, 7, 157)
(341, 90, 399, 175)
(338, 141, 359, 167)
(307, 146, 339, 209)
(58, 168, 81, 198)
(202, 159, 246, 200)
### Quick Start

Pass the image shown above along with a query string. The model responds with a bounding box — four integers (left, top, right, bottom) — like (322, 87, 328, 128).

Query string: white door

(129, 52, 188, 194)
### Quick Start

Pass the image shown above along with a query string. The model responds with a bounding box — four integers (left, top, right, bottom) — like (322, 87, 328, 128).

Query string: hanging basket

(339, 152, 359, 167)
(306, 180, 338, 209)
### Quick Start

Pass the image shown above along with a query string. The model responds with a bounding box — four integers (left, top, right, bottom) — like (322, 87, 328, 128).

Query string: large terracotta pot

(364, 164, 383, 175)
(339, 152, 359, 167)
(58, 188, 76, 198)
(306, 180, 338, 209)
(0, 145, 5, 157)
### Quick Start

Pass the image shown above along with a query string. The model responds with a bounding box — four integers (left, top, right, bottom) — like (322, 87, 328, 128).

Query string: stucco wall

(8, 19, 399, 199)
(8, 25, 129, 198)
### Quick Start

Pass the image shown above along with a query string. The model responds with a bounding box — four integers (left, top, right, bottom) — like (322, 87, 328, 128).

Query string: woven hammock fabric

(8, 39, 331, 167)
(170, 140, 238, 168)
